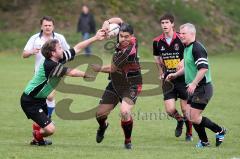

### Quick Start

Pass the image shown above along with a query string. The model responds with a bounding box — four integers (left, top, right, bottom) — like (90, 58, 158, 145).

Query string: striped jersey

(153, 32, 185, 81)
(110, 37, 142, 85)
(24, 49, 75, 98)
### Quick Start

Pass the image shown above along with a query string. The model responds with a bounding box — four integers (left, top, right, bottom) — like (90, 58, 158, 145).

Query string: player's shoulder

(43, 59, 58, 70)
(175, 32, 181, 39)
(192, 41, 208, 56)
(28, 33, 41, 40)
(54, 32, 66, 39)
(131, 36, 137, 44)
(153, 33, 164, 42)
(193, 41, 206, 51)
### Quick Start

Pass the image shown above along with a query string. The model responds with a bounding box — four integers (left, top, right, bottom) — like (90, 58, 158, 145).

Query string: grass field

(0, 50, 240, 159)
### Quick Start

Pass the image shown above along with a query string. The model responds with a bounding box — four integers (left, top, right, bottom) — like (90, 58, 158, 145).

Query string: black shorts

(187, 83, 213, 110)
(20, 93, 51, 128)
(162, 80, 188, 101)
(100, 81, 142, 106)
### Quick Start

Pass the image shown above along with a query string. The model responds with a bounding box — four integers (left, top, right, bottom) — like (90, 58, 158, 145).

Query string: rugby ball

(107, 23, 120, 38)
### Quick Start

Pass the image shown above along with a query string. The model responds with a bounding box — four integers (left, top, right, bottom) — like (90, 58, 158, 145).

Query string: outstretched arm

(73, 29, 106, 54)
(91, 64, 117, 73)
(65, 68, 93, 78)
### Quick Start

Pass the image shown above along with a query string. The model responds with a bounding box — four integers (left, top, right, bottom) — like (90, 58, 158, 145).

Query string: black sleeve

(90, 14, 96, 34)
(192, 42, 209, 70)
(44, 61, 68, 78)
(178, 41, 185, 60)
(59, 48, 76, 64)
(77, 15, 81, 32)
(153, 41, 160, 56)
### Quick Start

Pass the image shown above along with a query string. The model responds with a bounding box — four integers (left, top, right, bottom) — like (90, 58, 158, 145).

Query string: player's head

(118, 23, 134, 48)
(159, 13, 175, 34)
(179, 23, 196, 45)
(40, 16, 55, 36)
(41, 39, 63, 60)
(82, 4, 89, 14)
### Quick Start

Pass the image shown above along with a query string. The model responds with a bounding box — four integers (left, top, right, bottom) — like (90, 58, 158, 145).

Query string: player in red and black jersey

(152, 13, 192, 141)
(91, 19, 142, 149)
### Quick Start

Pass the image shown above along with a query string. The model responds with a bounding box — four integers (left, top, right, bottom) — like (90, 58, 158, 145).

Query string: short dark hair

(159, 13, 175, 23)
(41, 39, 59, 59)
(40, 16, 55, 25)
(119, 23, 134, 35)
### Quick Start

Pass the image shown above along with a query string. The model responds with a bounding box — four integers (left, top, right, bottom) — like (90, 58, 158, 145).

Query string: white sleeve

(23, 36, 35, 51)
(59, 35, 70, 50)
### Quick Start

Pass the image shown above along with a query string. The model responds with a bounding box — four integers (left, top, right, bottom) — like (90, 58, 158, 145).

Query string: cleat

(196, 141, 210, 148)
(30, 139, 52, 146)
(96, 123, 109, 143)
(124, 142, 132, 150)
(185, 135, 193, 142)
(175, 121, 184, 137)
(30, 139, 39, 145)
(216, 127, 227, 147)
(195, 140, 210, 148)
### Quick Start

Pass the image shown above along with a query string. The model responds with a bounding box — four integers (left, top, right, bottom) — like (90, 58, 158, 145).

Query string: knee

(182, 109, 189, 118)
(96, 114, 107, 121)
(96, 109, 108, 121)
(165, 108, 175, 115)
(181, 108, 186, 115)
(96, 104, 113, 118)
(184, 113, 191, 121)
(189, 116, 201, 124)
(96, 110, 108, 119)
(44, 124, 55, 135)
(120, 110, 131, 121)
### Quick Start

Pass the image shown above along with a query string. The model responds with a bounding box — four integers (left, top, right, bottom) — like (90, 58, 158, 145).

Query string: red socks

(32, 123, 43, 141)
(121, 117, 133, 144)
(32, 123, 40, 131)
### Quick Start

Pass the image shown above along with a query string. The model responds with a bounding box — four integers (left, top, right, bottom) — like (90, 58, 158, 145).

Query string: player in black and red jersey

(152, 13, 192, 141)
(91, 18, 142, 149)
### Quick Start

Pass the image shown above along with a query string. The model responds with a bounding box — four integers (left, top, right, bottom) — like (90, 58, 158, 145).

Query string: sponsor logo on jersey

(174, 43, 179, 51)
(161, 46, 165, 51)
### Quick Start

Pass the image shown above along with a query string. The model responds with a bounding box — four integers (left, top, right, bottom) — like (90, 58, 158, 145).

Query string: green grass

(0, 50, 240, 159)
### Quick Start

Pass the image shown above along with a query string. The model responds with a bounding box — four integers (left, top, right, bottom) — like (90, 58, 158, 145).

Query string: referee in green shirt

(166, 23, 226, 148)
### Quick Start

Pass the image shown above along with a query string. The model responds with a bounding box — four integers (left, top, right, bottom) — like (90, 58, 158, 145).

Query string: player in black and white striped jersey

(20, 29, 106, 146)
(22, 16, 70, 119)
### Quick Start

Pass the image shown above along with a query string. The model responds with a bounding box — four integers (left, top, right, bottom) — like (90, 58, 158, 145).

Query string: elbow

(66, 70, 74, 77)
(199, 68, 208, 74)
(73, 47, 80, 54)
(67, 69, 82, 77)
(109, 70, 115, 73)
(110, 67, 117, 73)
(203, 68, 208, 72)
(22, 52, 30, 58)
(68, 71, 76, 77)
(204, 69, 208, 74)
(22, 54, 27, 58)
